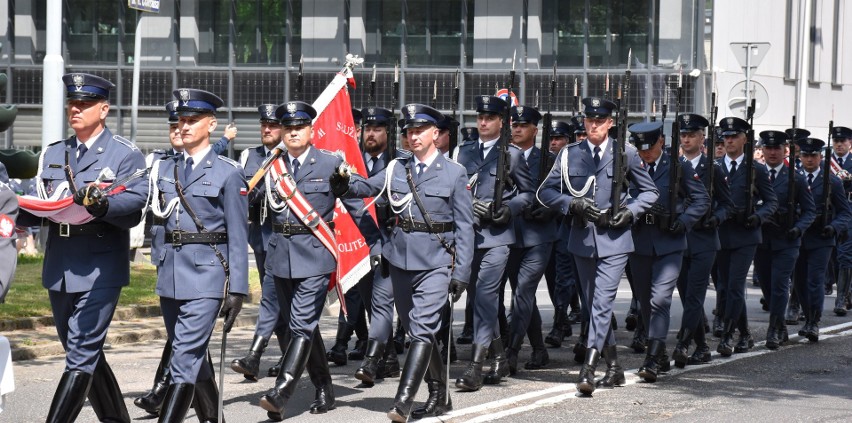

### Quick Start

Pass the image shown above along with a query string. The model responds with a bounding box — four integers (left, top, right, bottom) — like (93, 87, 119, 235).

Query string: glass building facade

(0, 0, 708, 151)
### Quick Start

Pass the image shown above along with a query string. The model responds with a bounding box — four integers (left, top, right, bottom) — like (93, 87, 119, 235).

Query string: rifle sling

(404, 166, 455, 258)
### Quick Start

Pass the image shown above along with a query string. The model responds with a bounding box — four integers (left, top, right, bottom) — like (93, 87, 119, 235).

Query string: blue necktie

(593, 146, 601, 166)
(416, 163, 426, 181)
(730, 160, 737, 174)
(183, 157, 194, 185)
(648, 162, 656, 177)
(77, 144, 88, 160)
(479, 142, 485, 161)
(291, 158, 300, 179)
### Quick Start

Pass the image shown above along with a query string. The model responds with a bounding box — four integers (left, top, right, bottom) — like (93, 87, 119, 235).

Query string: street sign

(495, 88, 518, 107)
(728, 80, 769, 118)
(730, 42, 771, 71)
(128, 0, 160, 13)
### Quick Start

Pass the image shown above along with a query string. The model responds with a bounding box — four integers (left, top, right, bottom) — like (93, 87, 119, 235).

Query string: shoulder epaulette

(566, 140, 582, 148)
(508, 144, 521, 151)
(47, 139, 65, 147)
(396, 149, 413, 159)
(112, 135, 140, 151)
(216, 155, 240, 168)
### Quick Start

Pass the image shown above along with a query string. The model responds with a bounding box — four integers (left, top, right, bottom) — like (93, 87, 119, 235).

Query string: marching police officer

(715, 117, 778, 357)
(794, 137, 851, 342)
(0, 162, 17, 303)
(502, 105, 559, 373)
(17, 73, 149, 423)
(831, 126, 852, 308)
(231, 104, 291, 381)
(258, 101, 380, 421)
(454, 95, 535, 391)
(331, 103, 474, 421)
(753, 130, 816, 348)
(147, 88, 248, 422)
(539, 97, 658, 395)
(628, 121, 709, 383)
(672, 113, 735, 367)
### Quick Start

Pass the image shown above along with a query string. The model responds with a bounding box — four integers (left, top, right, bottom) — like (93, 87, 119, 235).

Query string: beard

(364, 137, 386, 154)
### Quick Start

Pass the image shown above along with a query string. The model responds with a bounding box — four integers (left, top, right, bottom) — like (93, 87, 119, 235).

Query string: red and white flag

(308, 60, 376, 302)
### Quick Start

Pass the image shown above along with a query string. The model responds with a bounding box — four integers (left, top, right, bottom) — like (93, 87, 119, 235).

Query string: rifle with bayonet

(822, 121, 834, 227)
(608, 49, 632, 224)
(492, 51, 516, 214)
(387, 64, 399, 161)
(744, 98, 757, 220)
(665, 71, 683, 230)
(538, 63, 557, 185)
(360, 65, 377, 153)
(703, 91, 718, 225)
(449, 70, 460, 159)
(570, 77, 578, 144)
(785, 116, 798, 229)
(294, 55, 304, 101)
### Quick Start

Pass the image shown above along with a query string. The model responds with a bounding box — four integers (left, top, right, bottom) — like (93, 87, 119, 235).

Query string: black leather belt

(397, 219, 454, 233)
(152, 216, 165, 226)
(639, 213, 658, 226)
(272, 222, 335, 236)
(50, 221, 117, 237)
(165, 231, 228, 246)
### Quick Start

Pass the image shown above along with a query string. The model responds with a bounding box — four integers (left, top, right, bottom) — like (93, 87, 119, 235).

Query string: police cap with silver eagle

(475, 95, 508, 115)
(832, 126, 852, 140)
(628, 121, 664, 151)
(550, 120, 573, 138)
(275, 101, 317, 126)
(400, 104, 443, 129)
(677, 113, 710, 133)
(62, 73, 115, 101)
(717, 116, 750, 136)
(437, 114, 459, 131)
(361, 107, 394, 126)
(511, 105, 542, 126)
(758, 130, 788, 147)
(258, 104, 279, 124)
(352, 108, 363, 126)
(582, 97, 617, 118)
(165, 100, 179, 123)
(571, 115, 587, 134)
(172, 88, 224, 116)
(797, 137, 825, 154)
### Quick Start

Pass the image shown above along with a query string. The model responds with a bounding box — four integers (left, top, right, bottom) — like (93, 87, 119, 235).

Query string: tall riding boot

(765, 314, 780, 350)
(157, 383, 195, 423)
(192, 376, 221, 423)
(483, 337, 510, 385)
(355, 340, 386, 386)
(786, 291, 801, 325)
(381, 333, 402, 379)
(412, 341, 452, 419)
(625, 298, 639, 331)
(268, 331, 291, 377)
(259, 336, 312, 422)
(135, 339, 173, 415)
(46, 370, 92, 423)
(716, 319, 737, 357)
(596, 344, 625, 389)
(545, 306, 567, 348)
(88, 356, 131, 423)
(306, 330, 336, 414)
(394, 319, 407, 353)
(834, 268, 851, 316)
(576, 348, 601, 396)
(231, 335, 268, 381)
(734, 313, 754, 353)
(638, 340, 665, 383)
(505, 335, 524, 376)
(387, 342, 432, 422)
(673, 327, 694, 368)
(573, 320, 589, 363)
(327, 322, 353, 366)
(455, 343, 488, 391)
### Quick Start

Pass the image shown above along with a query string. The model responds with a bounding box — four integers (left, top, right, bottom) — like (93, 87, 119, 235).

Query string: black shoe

(380, 347, 402, 380)
(672, 342, 689, 369)
(135, 340, 172, 416)
(483, 338, 510, 385)
(760, 297, 769, 311)
(393, 320, 407, 354)
(687, 344, 712, 365)
(191, 376, 220, 423)
(805, 315, 820, 342)
(826, 283, 834, 296)
(545, 307, 566, 348)
(573, 321, 589, 364)
(348, 339, 368, 361)
(524, 348, 550, 370)
(46, 370, 92, 423)
(505, 336, 523, 375)
(268, 356, 284, 377)
(765, 315, 780, 350)
(625, 313, 637, 332)
(712, 314, 724, 338)
(327, 323, 353, 366)
(576, 348, 600, 396)
(354, 340, 385, 386)
(259, 336, 312, 422)
(456, 323, 473, 345)
(630, 328, 647, 353)
(455, 343, 487, 391)
(638, 340, 664, 383)
(596, 345, 625, 389)
(387, 342, 432, 422)
(733, 330, 754, 353)
(306, 329, 336, 415)
(786, 298, 801, 325)
(231, 335, 267, 381)
(158, 383, 195, 423)
(566, 308, 581, 325)
(716, 319, 736, 357)
(412, 343, 452, 419)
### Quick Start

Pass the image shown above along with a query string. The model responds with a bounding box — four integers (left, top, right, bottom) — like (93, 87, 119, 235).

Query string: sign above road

(128, 0, 160, 13)
(730, 42, 771, 72)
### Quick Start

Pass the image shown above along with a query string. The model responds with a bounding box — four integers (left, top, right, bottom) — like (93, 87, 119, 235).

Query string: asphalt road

(5, 276, 852, 422)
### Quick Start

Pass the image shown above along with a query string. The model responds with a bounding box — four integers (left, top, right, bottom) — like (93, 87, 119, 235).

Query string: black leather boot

(46, 370, 92, 423)
(596, 344, 625, 389)
(135, 340, 172, 415)
(88, 357, 131, 423)
(545, 307, 566, 348)
(259, 335, 312, 421)
(505, 335, 524, 375)
(381, 340, 402, 379)
(712, 313, 724, 337)
(355, 340, 385, 386)
(777, 314, 790, 345)
(805, 311, 820, 342)
(716, 319, 736, 357)
(573, 320, 589, 363)
(387, 342, 432, 422)
(567, 290, 581, 324)
(327, 322, 353, 366)
(457, 312, 473, 345)
(455, 343, 487, 391)
(630, 317, 647, 353)
(835, 268, 851, 316)
(765, 314, 780, 350)
(231, 335, 267, 381)
(786, 293, 801, 325)
(192, 376, 221, 423)
(483, 337, 510, 385)
(157, 383, 195, 423)
(412, 342, 452, 419)
(440, 337, 458, 363)
(734, 315, 754, 353)
(268, 331, 290, 377)
(688, 343, 712, 365)
(306, 330, 336, 414)
(394, 319, 407, 353)
(576, 348, 601, 396)
(638, 339, 664, 383)
(525, 324, 549, 369)
(672, 327, 693, 369)
(349, 339, 368, 361)
(625, 298, 639, 331)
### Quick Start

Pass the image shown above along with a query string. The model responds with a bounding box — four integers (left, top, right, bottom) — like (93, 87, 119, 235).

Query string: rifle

(822, 121, 835, 227)
(538, 62, 557, 184)
(492, 51, 516, 213)
(431, 80, 438, 108)
(785, 116, 798, 229)
(449, 69, 460, 159)
(570, 77, 578, 144)
(387, 64, 399, 160)
(360, 65, 377, 153)
(608, 49, 631, 223)
(744, 98, 757, 218)
(666, 71, 683, 229)
(293, 55, 304, 101)
(704, 91, 718, 221)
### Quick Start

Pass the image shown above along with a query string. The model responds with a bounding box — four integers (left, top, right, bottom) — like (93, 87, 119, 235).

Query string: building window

(541, 0, 585, 68)
(404, 0, 464, 68)
(196, 0, 230, 65)
(832, 0, 842, 85)
(364, 0, 402, 66)
(233, 0, 287, 65)
(587, 0, 649, 68)
(65, 0, 121, 64)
